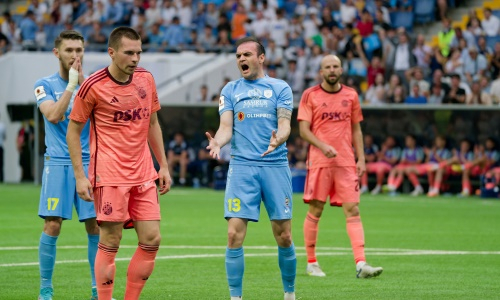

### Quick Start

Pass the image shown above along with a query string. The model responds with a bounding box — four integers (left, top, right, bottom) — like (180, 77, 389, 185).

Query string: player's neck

(321, 82, 342, 93)
(59, 68, 69, 82)
(108, 64, 130, 83)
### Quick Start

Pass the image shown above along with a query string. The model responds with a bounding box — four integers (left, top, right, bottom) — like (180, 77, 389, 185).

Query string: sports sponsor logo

(219, 96, 225, 111)
(113, 107, 150, 122)
(137, 87, 147, 99)
(246, 113, 272, 118)
(237, 111, 245, 121)
(243, 100, 268, 108)
(247, 88, 262, 100)
(34, 86, 46, 100)
(321, 111, 351, 121)
(235, 92, 245, 102)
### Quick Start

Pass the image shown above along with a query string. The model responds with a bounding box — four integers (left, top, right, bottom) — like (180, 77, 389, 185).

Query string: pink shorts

(413, 163, 438, 175)
(303, 166, 360, 207)
(93, 180, 160, 222)
(366, 162, 392, 174)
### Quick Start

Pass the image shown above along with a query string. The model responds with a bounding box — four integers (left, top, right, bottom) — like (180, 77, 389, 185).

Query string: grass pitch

(0, 184, 499, 299)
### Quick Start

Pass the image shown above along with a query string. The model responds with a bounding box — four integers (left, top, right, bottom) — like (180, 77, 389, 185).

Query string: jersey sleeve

(219, 83, 234, 115)
(351, 91, 363, 124)
(297, 89, 313, 123)
(69, 87, 96, 123)
(150, 74, 161, 113)
(34, 79, 55, 107)
(277, 82, 293, 111)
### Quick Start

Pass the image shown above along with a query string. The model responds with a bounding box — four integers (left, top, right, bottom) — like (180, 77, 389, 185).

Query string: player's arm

(148, 112, 171, 195)
(39, 59, 81, 124)
(206, 110, 233, 159)
(67, 119, 93, 201)
(352, 122, 366, 176)
(262, 108, 292, 157)
(299, 120, 337, 158)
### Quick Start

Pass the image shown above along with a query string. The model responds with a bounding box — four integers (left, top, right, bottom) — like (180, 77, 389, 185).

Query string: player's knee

(227, 229, 244, 247)
(344, 204, 360, 217)
(43, 218, 62, 236)
(276, 231, 292, 247)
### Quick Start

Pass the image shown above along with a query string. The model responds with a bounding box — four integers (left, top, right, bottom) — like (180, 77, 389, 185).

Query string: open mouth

(241, 64, 249, 72)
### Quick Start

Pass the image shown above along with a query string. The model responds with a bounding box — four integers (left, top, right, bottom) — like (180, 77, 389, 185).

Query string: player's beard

(323, 74, 340, 86)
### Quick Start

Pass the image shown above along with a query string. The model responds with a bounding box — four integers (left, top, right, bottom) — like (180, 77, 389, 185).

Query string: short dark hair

(54, 30, 84, 49)
(108, 26, 141, 50)
(235, 36, 265, 56)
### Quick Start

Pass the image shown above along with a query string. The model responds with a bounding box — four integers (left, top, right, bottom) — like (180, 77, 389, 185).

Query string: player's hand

(321, 143, 337, 158)
(356, 159, 366, 177)
(66, 59, 80, 92)
(74, 57, 85, 85)
(205, 131, 221, 159)
(262, 130, 279, 157)
(76, 177, 93, 202)
(158, 167, 171, 195)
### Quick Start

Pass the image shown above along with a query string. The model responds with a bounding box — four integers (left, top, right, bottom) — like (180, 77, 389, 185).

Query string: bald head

(320, 55, 342, 69)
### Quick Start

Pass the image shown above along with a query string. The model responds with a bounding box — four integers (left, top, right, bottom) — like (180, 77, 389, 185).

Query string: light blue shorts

(38, 164, 96, 221)
(224, 164, 293, 222)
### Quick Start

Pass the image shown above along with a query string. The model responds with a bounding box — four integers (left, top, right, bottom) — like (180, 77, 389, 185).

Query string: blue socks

(225, 247, 244, 297)
(278, 243, 297, 293)
(87, 234, 99, 287)
(39, 232, 58, 289)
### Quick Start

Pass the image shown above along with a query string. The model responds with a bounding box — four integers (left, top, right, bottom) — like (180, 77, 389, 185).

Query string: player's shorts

(412, 163, 439, 175)
(93, 180, 160, 222)
(393, 162, 410, 171)
(366, 161, 392, 174)
(224, 164, 293, 222)
(38, 164, 96, 221)
(303, 166, 360, 207)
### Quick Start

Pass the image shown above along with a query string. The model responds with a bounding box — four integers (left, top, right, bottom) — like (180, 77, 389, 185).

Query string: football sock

(463, 180, 471, 194)
(407, 173, 420, 187)
(361, 172, 368, 187)
(304, 212, 319, 263)
(87, 234, 99, 287)
(393, 175, 404, 189)
(95, 243, 118, 299)
(346, 216, 366, 264)
(226, 247, 244, 297)
(428, 172, 435, 187)
(39, 232, 58, 289)
(278, 243, 296, 293)
(125, 243, 159, 300)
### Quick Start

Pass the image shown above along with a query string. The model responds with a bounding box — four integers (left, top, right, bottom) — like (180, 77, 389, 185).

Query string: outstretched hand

(205, 131, 221, 159)
(76, 177, 93, 202)
(262, 130, 279, 157)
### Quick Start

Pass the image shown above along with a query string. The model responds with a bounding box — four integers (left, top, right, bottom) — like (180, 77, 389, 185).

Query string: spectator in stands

(466, 81, 492, 105)
(216, 14, 231, 39)
(305, 44, 323, 87)
(373, 8, 391, 32)
(59, 0, 74, 24)
(204, 2, 218, 29)
(463, 46, 487, 84)
(86, 21, 107, 51)
(103, 0, 124, 25)
(231, 3, 248, 41)
(161, 0, 177, 26)
(35, 21, 46, 50)
(428, 83, 445, 104)
(437, 0, 448, 20)
(393, 32, 415, 88)
(482, 7, 500, 37)
(321, 6, 338, 29)
(467, 16, 484, 37)
(0, 30, 8, 55)
(443, 74, 466, 104)
(489, 42, 500, 79)
(261, 0, 277, 21)
(477, 36, 493, 58)
(269, 8, 289, 48)
(146, 22, 166, 52)
(412, 34, 432, 74)
(196, 25, 216, 51)
(164, 16, 185, 50)
(303, 7, 321, 41)
(340, 0, 357, 25)
(285, 59, 305, 98)
(373, 0, 391, 24)
(74, 0, 95, 26)
(450, 27, 476, 51)
(19, 10, 38, 51)
(396, 0, 413, 12)
(356, 9, 374, 37)
(248, 11, 269, 40)
(192, 1, 207, 30)
(430, 69, 450, 93)
(389, 85, 406, 103)
(195, 84, 210, 102)
(5, 19, 21, 51)
(1, 11, 11, 35)
(287, 14, 303, 47)
(438, 18, 454, 57)
(177, 0, 192, 28)
(145, 0, 162, 28)
(215, 28, 232, 51)
(194, 129, 221, 187)
(365, 73, 387, 105)
(49, 0, 61, 24)
(92, 1, 105, 24)
(168, 132, 189, 186)
(405, 84, 427, 104)
(444, 48, 463, 76)
(28, 0, 48, 23)
(385, 73, 403, 98)
(408, 67, 430, 97)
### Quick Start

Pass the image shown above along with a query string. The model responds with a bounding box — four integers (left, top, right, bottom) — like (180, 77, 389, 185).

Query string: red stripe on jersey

(78, 70, 107, 99)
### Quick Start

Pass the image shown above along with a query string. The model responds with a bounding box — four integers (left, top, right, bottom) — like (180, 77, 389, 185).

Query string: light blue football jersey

(219, 76, 293, 166)
(34, 72, 90, 165)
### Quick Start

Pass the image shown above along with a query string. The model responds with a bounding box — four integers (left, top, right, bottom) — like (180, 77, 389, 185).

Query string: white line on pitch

(1, 250, 499, 268)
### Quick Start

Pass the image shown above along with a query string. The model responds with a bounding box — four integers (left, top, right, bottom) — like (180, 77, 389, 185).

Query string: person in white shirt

(249, 11, 269, 39)
(481, 7, 500, 37)
(340, 0, 357, 25)
(269, 8, 289, 47)
(490, 73, 500, 104)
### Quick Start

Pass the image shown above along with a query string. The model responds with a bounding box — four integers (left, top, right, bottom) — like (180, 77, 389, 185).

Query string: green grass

(0, 184, 499, 299)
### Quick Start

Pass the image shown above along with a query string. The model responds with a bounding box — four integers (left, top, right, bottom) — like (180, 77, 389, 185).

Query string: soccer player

(460, 137, 499, 196)
(205, 36, 297, 300)
(67, 27, 171, 300)
(404, 135, 451, 196)
(298, 54, 383, 278)
(385, 134, 424, 195)
(359, 134, 379, 194)
(34, 30, 100, 300)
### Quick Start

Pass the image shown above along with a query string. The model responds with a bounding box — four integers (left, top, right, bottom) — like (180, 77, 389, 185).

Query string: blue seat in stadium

(414, 0, 435, 24)
(493, 10, 500, 19)
(486, 35, 500, 50)
(284, 1, 297, 17)
(390, 11, 414, 32)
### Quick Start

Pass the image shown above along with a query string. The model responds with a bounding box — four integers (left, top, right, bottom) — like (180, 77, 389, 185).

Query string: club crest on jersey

(102, 202, 113, 215)
(219, 96, 225, 111)
(248, 88, 262, 100)
(237, 111, 245, 121)
(264, 89, 272, 98)
(342, 100, 349, 107)
(137, 87, 147, 99)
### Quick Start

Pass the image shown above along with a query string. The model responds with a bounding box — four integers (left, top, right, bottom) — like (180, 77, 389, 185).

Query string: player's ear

(52, 47, 59, 58)
(107, 47, 114, 58)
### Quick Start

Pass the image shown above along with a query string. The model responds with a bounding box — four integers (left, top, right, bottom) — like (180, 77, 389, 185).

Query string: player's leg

(124, 181, 162, 299)
(386, 165, 398, 190)
(361, 163, 375, 193)
(224, 165, 261, 299)
(179, 151, 189, 185)
(38, 165, 73, 299)
(261, 165, 296, 299)
(428, 167, 446, 196)
(302, 168, 329, 276)
(406, 166, 424, 196)
(93, 186, 132, 300)
(461, 167, 472, 196)
(335, 166, 382, 278)
(371, 163, 389, 195)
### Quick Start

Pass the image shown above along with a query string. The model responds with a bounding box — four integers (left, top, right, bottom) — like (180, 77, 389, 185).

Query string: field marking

(1, 249, 499, 268)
